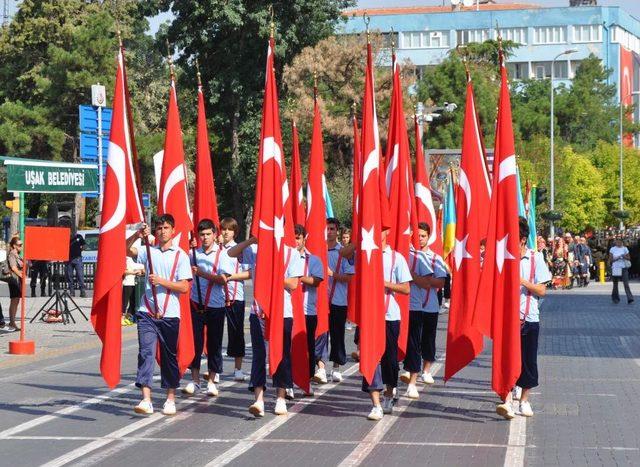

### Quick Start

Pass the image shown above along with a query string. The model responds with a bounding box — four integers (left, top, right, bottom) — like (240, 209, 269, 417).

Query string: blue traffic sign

(79, 105, 112, 134)
(142, 193, 151, 209)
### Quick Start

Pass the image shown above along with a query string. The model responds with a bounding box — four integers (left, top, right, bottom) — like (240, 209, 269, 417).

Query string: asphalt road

(1, 281, 640, 466)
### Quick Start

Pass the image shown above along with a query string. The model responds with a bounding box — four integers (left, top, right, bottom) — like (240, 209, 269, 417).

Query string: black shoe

(628, 298, 634, 304)
(80, 290, 87, 298)
(31, 289, 36, 297)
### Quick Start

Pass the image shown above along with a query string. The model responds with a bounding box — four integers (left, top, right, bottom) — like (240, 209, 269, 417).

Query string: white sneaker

(519, 401, 534, 417)
(367, 405, 384, 421)
(134, 399, 154, 415)
(285, 388, 295, 400)
(405, 384, 419, 399)
(213, 373, 220, 383)
(181, 382, 200, 395)
(421, 372, 435, 385)
(234, 369, 247, 382)
(496, 402, 515, 420)
(399, 370, 411, 385)
(162, 400, 176, 416)
(274, 398, 288, 415)
(392, 387, 398, 402)
(513, 386, 522, 401)
(206, 381, 219, 397)
(249, 400, 265, 418)
(313, 368, 328, 384)
(331, 370, 343, 383)
(382, 397, 394, 414)
(346, 321, 353, 330)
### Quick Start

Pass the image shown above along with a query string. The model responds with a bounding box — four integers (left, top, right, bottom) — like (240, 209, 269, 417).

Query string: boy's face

(295, 234, 305, 251)
(199, 228, 215, 248)
(327, 223, 338, 242)
(155, 222, 175, 243)
(220, 226, 236, 244)
(341, 233, 351, 244)
(418, 229, 429, 248)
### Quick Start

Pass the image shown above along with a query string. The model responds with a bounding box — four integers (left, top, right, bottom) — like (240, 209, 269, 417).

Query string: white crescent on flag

(100, 142, 126, 234)
(262, 136, 283, 169)
(458, 168, 472, 217)
(498, 155, 517, 184)
(162, 164, 186, 212)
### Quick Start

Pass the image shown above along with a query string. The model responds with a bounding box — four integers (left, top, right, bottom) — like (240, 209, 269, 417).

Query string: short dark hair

(418, 222, 431, 235)
(155, 214, 175, 228)
(197, 218, 217, 233)
(294, 224, 306, 237)
(519, 216, 529, 241)
(220, 217, 239, 235)
(326, 217, 340, 229)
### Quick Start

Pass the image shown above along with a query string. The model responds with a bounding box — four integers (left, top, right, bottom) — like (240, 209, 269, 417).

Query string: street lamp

(618, 90, 640, 230)
(549, 48, 577, 238)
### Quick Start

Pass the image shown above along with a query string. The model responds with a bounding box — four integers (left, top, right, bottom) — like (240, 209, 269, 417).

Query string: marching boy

(127, 215, 192, 416)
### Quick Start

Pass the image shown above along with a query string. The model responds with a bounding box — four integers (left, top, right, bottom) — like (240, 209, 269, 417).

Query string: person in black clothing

(66, 231, 86, 297)
(30, 260, 48, 297)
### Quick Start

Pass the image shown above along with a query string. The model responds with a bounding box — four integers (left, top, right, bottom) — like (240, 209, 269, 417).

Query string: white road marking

(504, 409, 526, 467)
(207, 362, 361, 466)
(338, 360, 444, 467)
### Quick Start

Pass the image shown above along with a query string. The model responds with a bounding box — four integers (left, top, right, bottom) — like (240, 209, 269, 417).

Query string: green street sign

(3, 158, 98, 194)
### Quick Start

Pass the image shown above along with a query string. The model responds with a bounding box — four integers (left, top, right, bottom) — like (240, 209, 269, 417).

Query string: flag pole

(191, 57, 205, 312)
(117, 28, 160, 318)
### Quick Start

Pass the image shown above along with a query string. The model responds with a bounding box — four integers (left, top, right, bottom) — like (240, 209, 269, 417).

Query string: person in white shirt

(122, 256, 144, 325)
(609, 236, 634, 304)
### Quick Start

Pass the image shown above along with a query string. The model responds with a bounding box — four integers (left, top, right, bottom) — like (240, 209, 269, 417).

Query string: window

(457, 29, 490, 45)
(402, 31, 449, 49)
(531, 61, 569, 79)
(507, 62, 530, 80)
(533, 26, 567, 44)
(612, 26, 640, 54)
(501, 27, 528, 45)
(573, 24, 602, 43)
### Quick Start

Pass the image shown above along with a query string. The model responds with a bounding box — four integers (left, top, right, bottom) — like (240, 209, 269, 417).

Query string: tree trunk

(230, 100, 246, 237)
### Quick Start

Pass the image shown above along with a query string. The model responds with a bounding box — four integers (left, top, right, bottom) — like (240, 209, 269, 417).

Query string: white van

(78, 228, 147, 263)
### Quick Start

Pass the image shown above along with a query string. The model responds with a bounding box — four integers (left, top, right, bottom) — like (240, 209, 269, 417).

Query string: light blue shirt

(300, 251, 325, 316)
(136, 244, 192, 319)
(408, 249, 433, 312)
(382, 246, 412, 321)
(190, 244, 231, 308)
(327, 243, 354, 306)
(423, 250, 448, 313)
(220, 241, 248, 303)
(243, 244, 304, 318)
(520, 250, 552, 323)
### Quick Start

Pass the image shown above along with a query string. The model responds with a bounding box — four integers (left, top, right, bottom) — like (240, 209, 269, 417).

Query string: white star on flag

(260, 215, 285, 249)
(361, 226, 379, 263)
(454, 234, 473, 271)
(496, 234, 516, 273)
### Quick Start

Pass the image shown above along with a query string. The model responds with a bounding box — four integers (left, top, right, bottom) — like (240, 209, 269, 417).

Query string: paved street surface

(1, 281, 640, 466)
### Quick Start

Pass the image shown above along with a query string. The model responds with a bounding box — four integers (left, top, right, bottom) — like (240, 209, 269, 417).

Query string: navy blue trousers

(516, 322, 539, 389)
(329, 305, 348, 366)
(315, 331, 329, 363)
(362, 320, 400, 393)
(189, 302, 226, 374)
(403, 310, 438, 373)
(305, 315, 318, 378)
(135, 311, 180, 389)
(249, 314, 293, 391)
(225, 300, 246, 358)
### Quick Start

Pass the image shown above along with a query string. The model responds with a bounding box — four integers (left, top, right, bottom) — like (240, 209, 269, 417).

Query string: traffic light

(535, 187, 547, 207)
(5, 200, 19, 213)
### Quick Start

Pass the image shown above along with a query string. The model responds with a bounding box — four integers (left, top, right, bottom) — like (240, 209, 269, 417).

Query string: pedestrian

(294, 224, 324, 397)
(315, 217, 354, 384)
(496, 217, 551, 420)
(575, 237, 592, 287)
(126, 215, 193, 416)
(361, 228, 411, 420)
(219, 217, 251, 382)
(30, 260, 48, 297)
(227, 235, 304, 417)
(66, 229, 86, 297)
(4, 236, 24, 332)
(340, 228, 352, 246)
(609, 236, 634, 304)
(122, 256, 144, 326)
(551, 237, 569, 289)
(400, 222, 447, 394)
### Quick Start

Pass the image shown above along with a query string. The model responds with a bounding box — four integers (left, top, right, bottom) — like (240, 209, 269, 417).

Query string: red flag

(194, 81, 220, 229)
(91, 48, 143, 388)
(472, 48, 521, 400)
(305, 90, 330, 338)
(413, 119, 442, 256)
(356, 42, 386, 384)
(157, 77, 195, 376)
(290, 121, 306, 227)
(347, 110, 362, 325)
(444, 75, 492, 381)
(384, 55, 412, 360)
(251, 38, 286, 374)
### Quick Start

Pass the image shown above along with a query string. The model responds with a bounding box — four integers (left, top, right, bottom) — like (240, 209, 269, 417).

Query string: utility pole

(2, 0, 9, 27)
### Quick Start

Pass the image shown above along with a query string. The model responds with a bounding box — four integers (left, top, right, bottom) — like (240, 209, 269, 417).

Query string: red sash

(522, 250, 537, 324)
(328, 254, 343, 305)
(144, 250, 181, 319)
(384, 250, 397, 313)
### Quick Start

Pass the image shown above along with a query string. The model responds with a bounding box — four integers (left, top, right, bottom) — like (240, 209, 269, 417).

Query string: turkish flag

(251, 38, 286, 374)
(91, 48, 144, 388)
(384, 56, 412, 360)
(157, 78, 195, 376)
(356, 42, 386, 384)
(194, 83, 220, 229)
(444, 77, 491, 381)
(290, 121, 306, 227)
(347, 111, 362, 325)
(305, 91, 330, 338)
(472, 50, 521, 400)
(413, 118, 442, 256)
